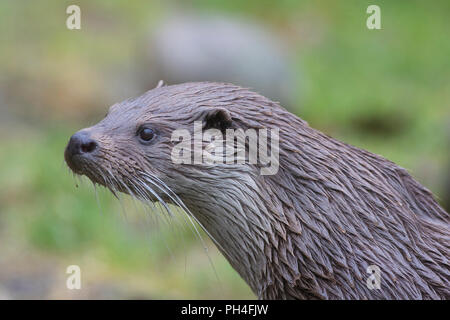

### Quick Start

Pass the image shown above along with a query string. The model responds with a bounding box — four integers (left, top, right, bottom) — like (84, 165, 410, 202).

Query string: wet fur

(66, 82, 450, 299)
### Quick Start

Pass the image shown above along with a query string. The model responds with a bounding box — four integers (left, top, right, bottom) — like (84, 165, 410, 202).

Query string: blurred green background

(0, 0, 449, 299)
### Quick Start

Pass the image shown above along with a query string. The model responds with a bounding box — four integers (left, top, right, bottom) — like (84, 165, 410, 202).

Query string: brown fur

(65, 82, 450, 299)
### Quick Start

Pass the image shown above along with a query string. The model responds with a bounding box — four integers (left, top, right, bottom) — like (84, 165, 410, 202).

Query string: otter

(64, 82, 450, 299)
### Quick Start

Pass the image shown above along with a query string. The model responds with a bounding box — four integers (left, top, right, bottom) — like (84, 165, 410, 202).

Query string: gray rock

(142, 13, 299, 109)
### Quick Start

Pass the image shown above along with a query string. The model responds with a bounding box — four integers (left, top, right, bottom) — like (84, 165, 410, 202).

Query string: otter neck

(180, 171, 283, 298)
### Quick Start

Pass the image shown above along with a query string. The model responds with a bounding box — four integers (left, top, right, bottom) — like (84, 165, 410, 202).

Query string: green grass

(0, 0, 449, 299)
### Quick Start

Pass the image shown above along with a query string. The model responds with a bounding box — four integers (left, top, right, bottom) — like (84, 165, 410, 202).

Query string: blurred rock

(142, 13, 299, 109)
(0, 286, 11, 300)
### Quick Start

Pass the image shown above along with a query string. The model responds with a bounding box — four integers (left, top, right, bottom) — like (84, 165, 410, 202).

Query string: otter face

(65, 82, 279, 211)
(64, 97, 178, 203)
(64, 83, 241, 206)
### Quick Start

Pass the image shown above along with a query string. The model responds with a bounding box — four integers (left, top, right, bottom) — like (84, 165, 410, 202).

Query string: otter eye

(138, 127, 155, 142)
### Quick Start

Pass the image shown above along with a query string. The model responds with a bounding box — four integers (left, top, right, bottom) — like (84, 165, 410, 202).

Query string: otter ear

(202, 108, 233, 133)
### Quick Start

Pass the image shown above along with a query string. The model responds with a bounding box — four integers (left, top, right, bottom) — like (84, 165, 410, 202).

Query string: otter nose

(66, 131, 98, 157)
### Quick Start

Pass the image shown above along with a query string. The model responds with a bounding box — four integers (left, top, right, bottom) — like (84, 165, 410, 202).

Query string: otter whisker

(137, 179, 176, 220)
(139, 175, 190, 230)
(92, 183, 104, 216)
(141, 173, 222, 284)
(142, 173, 225, 254)
(103, 167, 126, 200)
(103, 171, 180, 261)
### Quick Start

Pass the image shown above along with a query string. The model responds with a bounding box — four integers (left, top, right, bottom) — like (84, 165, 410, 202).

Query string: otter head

(66, 83, 239, 201)
(64, 82, 280, 205)
(65, 82, 286, 296)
